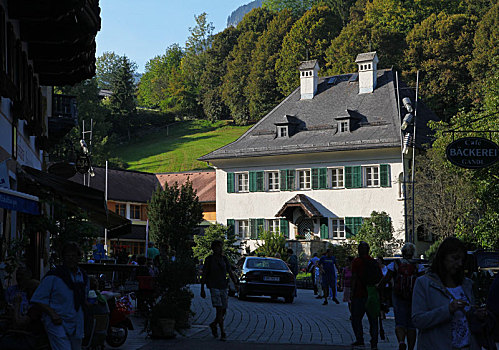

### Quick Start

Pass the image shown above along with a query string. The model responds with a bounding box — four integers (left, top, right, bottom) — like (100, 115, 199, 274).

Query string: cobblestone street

(118, 284, 400, 350)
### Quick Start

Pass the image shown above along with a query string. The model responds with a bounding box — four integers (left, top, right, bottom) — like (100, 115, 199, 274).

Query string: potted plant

(150, 301, 178, 338)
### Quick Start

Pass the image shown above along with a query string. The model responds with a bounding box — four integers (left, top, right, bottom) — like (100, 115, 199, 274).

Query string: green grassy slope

(112, 120, 252, 173)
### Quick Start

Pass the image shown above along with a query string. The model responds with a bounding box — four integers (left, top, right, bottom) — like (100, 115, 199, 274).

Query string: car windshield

(246, 258, 288, 270)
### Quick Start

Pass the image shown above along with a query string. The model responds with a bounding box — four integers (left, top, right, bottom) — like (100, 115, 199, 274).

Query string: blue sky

(96, 0, 250, 73)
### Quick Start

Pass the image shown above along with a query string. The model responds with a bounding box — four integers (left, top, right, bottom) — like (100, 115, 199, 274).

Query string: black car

(237, 257, 296, 303)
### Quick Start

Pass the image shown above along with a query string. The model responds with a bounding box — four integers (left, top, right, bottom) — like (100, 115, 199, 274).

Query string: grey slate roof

(298, 60, 318, 70)
(199, 69, 438, 161)
(355, 52, 377, 62)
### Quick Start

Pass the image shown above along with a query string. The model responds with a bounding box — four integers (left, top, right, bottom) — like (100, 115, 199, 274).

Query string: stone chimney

(298, 60, 319, 99)
(355, 52, 378, 94)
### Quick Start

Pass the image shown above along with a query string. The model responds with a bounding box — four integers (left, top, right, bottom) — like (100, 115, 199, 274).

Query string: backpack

(393, 260, 418, 300)
(362, 257, 382, 286)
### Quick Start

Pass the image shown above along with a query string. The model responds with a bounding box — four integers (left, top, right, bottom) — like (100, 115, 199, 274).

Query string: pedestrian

(200, 240, 238, 341)
(307, 252, 320, 295)
(487, 273, 499, 340)
(412, 237, 487, 350)
(4, 266, 31, 315)
(30, 241, 89, 350)
(146, 241, 160, 261)
(377, 243, 424, 350)
(315, 255, 323, 299)
(319, 248, 340, 305)
(341, 256, 354, 316)
(286, 248, 299, 276)
(351, 241, 382, 349)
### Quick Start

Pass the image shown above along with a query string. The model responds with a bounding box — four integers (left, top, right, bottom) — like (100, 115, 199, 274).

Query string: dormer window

(339, 120, 349, 133)
(278, 126, 288, 138)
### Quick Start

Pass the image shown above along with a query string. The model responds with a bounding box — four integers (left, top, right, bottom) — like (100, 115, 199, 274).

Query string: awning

(275, 194, 323, 222)
(20, 166, 130, 234)
(0, 187, 39, 215)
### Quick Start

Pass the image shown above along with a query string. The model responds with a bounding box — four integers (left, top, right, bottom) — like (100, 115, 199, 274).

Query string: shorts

(210, 288, 228, 309)
(322, 274, 336, 289)
(392, 293, 415, 329)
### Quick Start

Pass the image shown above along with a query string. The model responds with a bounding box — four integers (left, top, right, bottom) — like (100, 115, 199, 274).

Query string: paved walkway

(130, 284, 399, 349)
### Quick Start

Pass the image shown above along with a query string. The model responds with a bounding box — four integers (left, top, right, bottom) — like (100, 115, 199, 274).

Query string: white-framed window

(266, 171, 279, 191)
(267, 219, 280, 233)
(130, 204, 141, 220)
(236, 172, 249, 192)
(338, 120, 349, 133)
(332, 219, 345, 238)
(277, 126, 288, 138)
(298, 169, 311, 190)
(364, 166, 380, 187)
(115, 203, 126, 217)
(330, 167, 344, 188)
(237, 220, 249, 239)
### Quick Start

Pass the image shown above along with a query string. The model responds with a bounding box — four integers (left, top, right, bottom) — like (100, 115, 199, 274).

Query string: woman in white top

(412, 237, 486, 350)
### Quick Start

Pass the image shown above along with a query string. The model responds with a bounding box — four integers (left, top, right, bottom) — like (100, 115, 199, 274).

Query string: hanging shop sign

(446, 137, 499, 169)
(75, 155, 91, 174)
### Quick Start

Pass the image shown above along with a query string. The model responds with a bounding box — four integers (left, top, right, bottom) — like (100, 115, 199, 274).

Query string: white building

(199, 52, 437, 254)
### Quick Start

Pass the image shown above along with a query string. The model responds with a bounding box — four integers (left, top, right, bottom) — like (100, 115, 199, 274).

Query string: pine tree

(109, 55, 137, 140)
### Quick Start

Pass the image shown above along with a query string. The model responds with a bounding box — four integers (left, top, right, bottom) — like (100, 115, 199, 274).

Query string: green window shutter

(227, 172, 235, 193)
(345, 166, 353, 188)
(280, 170, 287, 191)
(250, 219, 258, 239)
(279, 219, 289, 238)
(249, 171, 256, 192)
(319, 168, 327, 189)
(256, 171, 264, 191)
(257, 218, 264, 238)
(287, 170, 295, 191)
(380, 164, 391, 187)
(320, 218, 329, 239)
(312, 168, 319, 189)
(354, 217, 363, 235)
(353, 166, 362, 188)
(345, 217, 354, 238)
(227, 219, 235, 238)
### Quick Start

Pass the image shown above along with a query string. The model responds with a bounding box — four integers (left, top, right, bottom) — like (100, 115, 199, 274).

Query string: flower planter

(151, 318, 176, 339)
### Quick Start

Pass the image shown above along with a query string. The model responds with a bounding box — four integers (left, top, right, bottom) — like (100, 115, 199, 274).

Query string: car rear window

(246, 258, 288, 270)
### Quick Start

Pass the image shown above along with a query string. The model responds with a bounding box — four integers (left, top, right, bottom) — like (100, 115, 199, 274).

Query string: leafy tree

(200, 27, 240, 121)
(246, 10, 295, 121)
(350, 211, 398, 258)
(262, 0, 314, 17)
(468, 3, 499, 87)
(324, 19, 370, 75)
(192, 224, 242, 264)
(254, 231, 288, 258)
(275, 5, 342, 96)
(109, 55, 137, 140)
(417, 62, 499, 249)
(222, 8, 275, 125)
(137, 44, 183, 109)
(404, 12, 476, 121)
(96, 51, 129, 90)
(147, 181, 203, 258)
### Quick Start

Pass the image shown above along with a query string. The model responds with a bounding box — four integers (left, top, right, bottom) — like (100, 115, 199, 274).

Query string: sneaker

(322, 300, 328, 305)
(209, 322, 218, 338)
(398, 343, 407, 350)
(351, 340, 364, 346)
(333, 297, 340, 304)
(220, 332, 227, 341)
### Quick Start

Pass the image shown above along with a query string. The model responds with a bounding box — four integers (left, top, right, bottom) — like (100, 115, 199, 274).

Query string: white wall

(212, 147, 405, 247)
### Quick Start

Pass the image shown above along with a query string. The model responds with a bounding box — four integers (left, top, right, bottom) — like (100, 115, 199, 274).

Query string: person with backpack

(378, 243, 425, 350)
(351, 241, 383, 350)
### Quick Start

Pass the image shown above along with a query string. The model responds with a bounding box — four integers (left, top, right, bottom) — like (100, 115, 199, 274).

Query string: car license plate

(263, 276, 280, 282)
